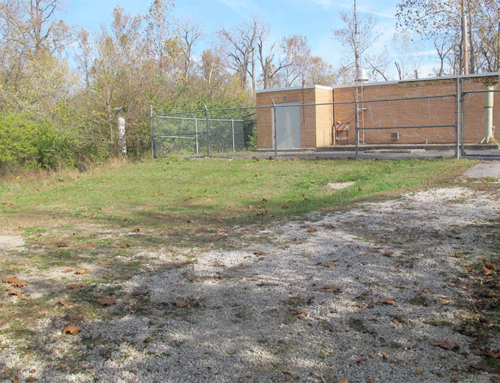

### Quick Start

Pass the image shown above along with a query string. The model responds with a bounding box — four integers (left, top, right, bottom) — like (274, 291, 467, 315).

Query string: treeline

(1, 0, 499, 172)
(0, 0, 336, 171)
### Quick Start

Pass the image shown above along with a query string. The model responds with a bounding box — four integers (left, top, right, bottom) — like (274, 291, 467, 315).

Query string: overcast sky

(63, 0, 438, 80)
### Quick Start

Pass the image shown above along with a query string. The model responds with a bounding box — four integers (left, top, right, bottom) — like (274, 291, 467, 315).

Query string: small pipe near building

(482, 83, 496, 144)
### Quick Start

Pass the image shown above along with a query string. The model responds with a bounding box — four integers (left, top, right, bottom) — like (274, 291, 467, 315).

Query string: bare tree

(392, 32, 424, 80)
(218, 16, 265, 92)
(143, 0, 174, 75)
(176, 17, 203, 82)
(432, 33, 455, 76)
(332, 3, 384, 82)
(279, 35, 312, 87)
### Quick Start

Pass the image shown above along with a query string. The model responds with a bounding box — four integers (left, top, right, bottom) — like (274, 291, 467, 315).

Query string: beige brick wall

(257, 76, 500, 149)
(314, 88, 334, 147)
(333, 77, 500, 145)
(256, 87, 326, 149)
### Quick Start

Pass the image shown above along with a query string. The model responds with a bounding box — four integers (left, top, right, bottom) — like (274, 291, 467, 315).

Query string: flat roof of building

(255, 72, 500, 94)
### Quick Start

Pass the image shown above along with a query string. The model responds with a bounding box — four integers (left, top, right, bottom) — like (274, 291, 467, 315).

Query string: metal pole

(192, 113, 199, 155)
(461, 78, 466, 156)
(271, 98, 278, 159)
(150, 105, 155, 159)
(355, 97, 359, 159)
(231, 116, 235, 152)
(455, 77, 461, 159)
(202, 102, 210, 156)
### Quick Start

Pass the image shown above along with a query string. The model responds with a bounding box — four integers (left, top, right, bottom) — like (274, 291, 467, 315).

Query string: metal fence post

(230, 115, 235, 152)
(455, 77, 461, 159)
(150, 105, 155, 159)
(461, 78, 466, 157)
(271, 98, 277, 159)
(191, 113, 199, 155)
(355, 97, 359, 159)
(202, 103, 210, 156)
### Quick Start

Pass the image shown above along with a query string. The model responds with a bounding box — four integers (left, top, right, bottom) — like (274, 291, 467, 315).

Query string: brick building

(256, 74, 500, 150)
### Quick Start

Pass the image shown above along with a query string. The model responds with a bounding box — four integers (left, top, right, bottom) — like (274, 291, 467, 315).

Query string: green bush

(0, 113, 38, 169)
(0, 112, 77, 171)
(33, 121, 76, 170)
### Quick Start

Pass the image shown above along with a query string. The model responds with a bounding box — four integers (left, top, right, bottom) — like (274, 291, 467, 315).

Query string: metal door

(275, 103, 301, 149)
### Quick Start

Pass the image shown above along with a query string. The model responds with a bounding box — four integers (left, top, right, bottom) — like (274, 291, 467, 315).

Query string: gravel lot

(1, 183, 500, 382)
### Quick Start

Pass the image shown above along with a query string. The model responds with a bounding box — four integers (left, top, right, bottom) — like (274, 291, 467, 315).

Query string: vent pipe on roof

(356, 68, 368, 83)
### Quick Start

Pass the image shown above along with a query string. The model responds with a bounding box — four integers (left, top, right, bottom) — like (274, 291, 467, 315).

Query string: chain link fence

(461, 79, 500, 158)
(151, 76, 500, 160)
(150, 107, 257, 157)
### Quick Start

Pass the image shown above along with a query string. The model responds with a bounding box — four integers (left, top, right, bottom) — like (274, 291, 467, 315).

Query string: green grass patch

(0, 157, 474, 236)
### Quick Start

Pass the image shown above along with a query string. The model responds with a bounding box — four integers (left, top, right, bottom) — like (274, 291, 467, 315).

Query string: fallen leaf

(254, 251, 265, 256)
(13, 376, 20, 383)
(2, 276, 18, 284)
(144, 337, 153, 343)
(336, 378, 348, 383)
(290, 308, 308, 319)
(133, 228, 141, 233)
(58, 300, 73, 307)
(9, 290, 24, 298)
(57, 243, 69, 248)
(383, 251, 394, 257)
(470, 361, 493, 372)
(11, 280, 28, 288)
(314, 285, 342, 293)
(307, 228, 317, 233)
(26, 377, 38, 382)
(62, 325, 81, 335)
(485, 262, 497, 271)
(120, 244, 130, 249)
(98, 297, 117, 306)
(61, 269, 73, 273)
(74, 269, 89, 275)
(321, 262, 336, 268)
(483, 267, 493, 276)
(432, 340, 459, 351)
(173, 300, 188, 308)
(99, 261, 112, 266)
(378, 299, 397, 306)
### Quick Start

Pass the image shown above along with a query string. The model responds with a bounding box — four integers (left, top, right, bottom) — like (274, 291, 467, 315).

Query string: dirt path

(1, 185, 499, 382)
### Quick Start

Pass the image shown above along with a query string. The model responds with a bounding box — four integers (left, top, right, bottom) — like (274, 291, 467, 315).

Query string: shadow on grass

(2, 186, 498, 382)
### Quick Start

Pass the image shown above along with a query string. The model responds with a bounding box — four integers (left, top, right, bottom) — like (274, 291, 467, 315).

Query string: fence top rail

(153, 115, 247, 122)
(153, 105, 264, 116)
(462, 89, 500, 95)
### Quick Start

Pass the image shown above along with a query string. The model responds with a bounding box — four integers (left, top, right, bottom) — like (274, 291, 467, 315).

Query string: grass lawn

(0, 156, 477, 280)
(0, 156, 474, 235)
(4, 156, 500, 382)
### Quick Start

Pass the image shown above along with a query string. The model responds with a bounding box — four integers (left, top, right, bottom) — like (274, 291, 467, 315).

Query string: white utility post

(115, 107, 127, 156)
